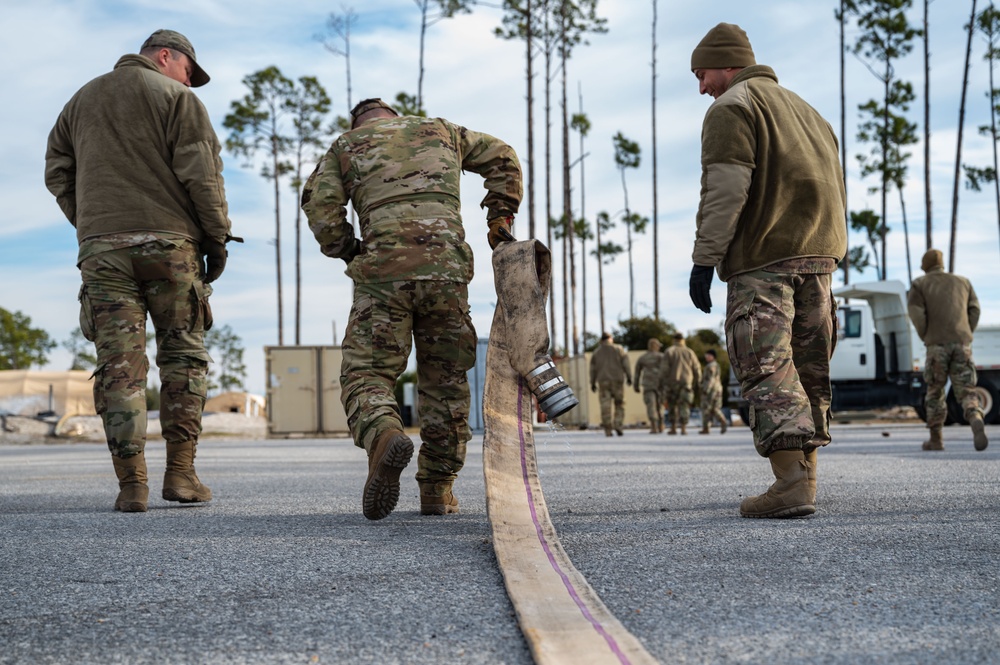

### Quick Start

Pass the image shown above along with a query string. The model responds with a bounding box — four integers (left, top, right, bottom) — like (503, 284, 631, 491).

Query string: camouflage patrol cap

(141, 29, 210, 87)
(350, 98, 399, 127)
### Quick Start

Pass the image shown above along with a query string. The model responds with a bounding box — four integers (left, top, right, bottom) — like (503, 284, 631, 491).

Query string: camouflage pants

(663, 384, 694, 426)
(701, 384, 725, 427)
(341, 280, 476, 494)
(726, 270, 836, 457)
(642, 388, 663, 426)
(598, 380, 625, 430)
(924, 342, 981, 428)
(79, 241, 211, 458)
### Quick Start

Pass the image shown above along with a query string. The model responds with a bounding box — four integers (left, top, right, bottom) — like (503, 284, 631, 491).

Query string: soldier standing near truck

(908, 248, 989, 451)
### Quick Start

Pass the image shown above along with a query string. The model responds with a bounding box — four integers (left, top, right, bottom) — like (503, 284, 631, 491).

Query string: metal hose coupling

(525, 358, 579, 420)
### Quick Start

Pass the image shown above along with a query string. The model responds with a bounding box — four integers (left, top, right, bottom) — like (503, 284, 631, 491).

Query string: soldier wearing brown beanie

(687, 23, 846, 519)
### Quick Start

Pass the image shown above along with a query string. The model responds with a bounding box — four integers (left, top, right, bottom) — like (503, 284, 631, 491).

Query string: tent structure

(204, 391, 266, 417)
(0, 370, 96, 417)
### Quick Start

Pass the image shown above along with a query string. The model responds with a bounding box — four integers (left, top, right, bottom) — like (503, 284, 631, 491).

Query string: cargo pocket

(725, 290, 762, 383)
(191, 280, 214, 332)
(187, 368, 208, 399)
(78, 284, 97, 342)
(90, 363, 107, 415)
(455, 307, 478, 374)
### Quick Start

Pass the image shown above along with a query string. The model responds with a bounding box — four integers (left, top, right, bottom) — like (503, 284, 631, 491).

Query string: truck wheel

(948, 377, 999, 425)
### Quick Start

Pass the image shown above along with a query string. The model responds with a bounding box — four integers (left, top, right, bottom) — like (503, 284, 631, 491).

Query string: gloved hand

(591, 383, 597, 394)
(626, 377, 632, 387)
(344, 238, 362, 265)
(202, 238, 228, 283)
(689, 264, 715, 313)
(488, 216, 515, 249)
(634, 386, 640, 394)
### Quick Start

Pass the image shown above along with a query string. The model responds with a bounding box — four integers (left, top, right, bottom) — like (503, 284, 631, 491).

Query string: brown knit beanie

(691, 23, 756, 71)
(921, 248, 944, 272)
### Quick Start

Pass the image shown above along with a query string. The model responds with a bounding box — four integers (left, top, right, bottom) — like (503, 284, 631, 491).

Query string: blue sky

(2, 0, 994, 396)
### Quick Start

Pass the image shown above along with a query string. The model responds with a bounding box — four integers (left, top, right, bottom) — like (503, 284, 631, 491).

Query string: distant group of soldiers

(590, 333, 727, 437)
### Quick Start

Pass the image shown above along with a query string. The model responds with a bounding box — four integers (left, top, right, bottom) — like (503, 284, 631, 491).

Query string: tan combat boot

(699, 423, 710, 435)
(720, 417, 728, 434)
(667, 423, 677, 435)
(362, 429, 413, 520)
(163, 441, 213, 503)
(921, 426, 944, 451)
(680, 424, 687, 435)
(604, 427, 613, 437)
(112, 453, 149, 513)
(739, 449, 815, 518)
(969, 414, 989, 451)
(649, 422, 658, 434)
(804, 448, 818, 505)
(420, 491, 460, 516)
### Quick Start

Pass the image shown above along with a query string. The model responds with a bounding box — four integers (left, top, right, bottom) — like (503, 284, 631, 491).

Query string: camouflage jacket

(302, 115, 522, 284)
(660, 343, 701, 390)
(590, 341, 632, 386)
(701, 359, 722, 397)
(634, 350, 663, 391)
(908, 267, 980, 345)
(45, 55, 231, 246)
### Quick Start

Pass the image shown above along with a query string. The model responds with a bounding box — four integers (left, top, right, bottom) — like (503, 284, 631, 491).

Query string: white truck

(728, 280, 1000, 425)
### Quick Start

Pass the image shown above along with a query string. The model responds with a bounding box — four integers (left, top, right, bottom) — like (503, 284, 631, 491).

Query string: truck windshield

(838, 309, 863, 339)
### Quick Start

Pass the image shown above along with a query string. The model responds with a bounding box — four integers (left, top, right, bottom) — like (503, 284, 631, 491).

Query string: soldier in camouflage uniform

(908, 248, 988, 451)
(45, 30, 231, 513)
(659, 333, 702, 435)
(699, 349, 727, 434)
(634, 338, 664, 433)
(303, 98, 521, 520)
(687, 24, 846, 518)
(590, 332, 632, 436)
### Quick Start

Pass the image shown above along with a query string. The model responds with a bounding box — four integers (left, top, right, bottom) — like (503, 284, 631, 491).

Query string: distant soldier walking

(303, 98, 521, 520)
(590, 332, 632, 436)
(660, 333, 701, 435)
(699, 349, 728, 434)
(908, 248, 988, 451)
(634, 338, 665, 433)
(45, 29, 232, 513)
(686, 23, 846, 518)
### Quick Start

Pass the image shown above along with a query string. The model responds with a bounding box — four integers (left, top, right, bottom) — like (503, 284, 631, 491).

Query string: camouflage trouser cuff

(764, 435, 812, 456)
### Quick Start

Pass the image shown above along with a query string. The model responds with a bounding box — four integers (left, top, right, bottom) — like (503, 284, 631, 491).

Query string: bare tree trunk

(924, 0, 932, 250)
(951, 0, 978, 272)
(417, 0, 428, 112)
(295, 155, 303, 345)
(272, 139, 284, 346)
(526, 0, 536, 240)
(560, 14, 577, 356)
(991, 35, 1000, 258)
(578, 83, 587, 352)
(544, 5, 556, 351)
(840, 0, 850, 283)
(900, 189, 913, 284)
(651, 0, 660, 318)
(881, 67, 889, 280)
(621, 171, 635, 319)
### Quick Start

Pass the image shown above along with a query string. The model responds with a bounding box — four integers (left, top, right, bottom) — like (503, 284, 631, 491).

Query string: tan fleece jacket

(590, 341, 632, 386)
(45, 54, 230, 245)
(659, 343, 702, 390)
(692, 65, 846, 280)
(907, 267, 980, 345)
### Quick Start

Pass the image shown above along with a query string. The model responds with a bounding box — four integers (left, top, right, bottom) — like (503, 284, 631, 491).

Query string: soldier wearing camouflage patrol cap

(687, 23, 846, 518)
(45, 29, 234, 512)
(303, 97, 522, 520)
(908, 248, 988, 452)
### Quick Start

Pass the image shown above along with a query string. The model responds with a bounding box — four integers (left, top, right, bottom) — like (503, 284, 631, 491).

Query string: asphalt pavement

(1, 422, 998, 664)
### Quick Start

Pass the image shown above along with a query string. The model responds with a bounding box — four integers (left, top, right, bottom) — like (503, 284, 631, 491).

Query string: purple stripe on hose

(516, 379, 632, 664)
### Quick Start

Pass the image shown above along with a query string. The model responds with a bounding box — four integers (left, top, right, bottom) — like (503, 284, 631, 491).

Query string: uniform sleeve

(589, 352, 597, 384)
(44, 110, 78, 226)
(621, 348, 632, 382)
(634, 357, 644, 385)
(907, 283, 928, 341)
(168, 91, 231, 243)
(456, 124, 523, 220)
(302, 143, 355, 260)
(968, 281, 981, 333)
(692, 103, 755, 268)
(691, 351, 702, 387)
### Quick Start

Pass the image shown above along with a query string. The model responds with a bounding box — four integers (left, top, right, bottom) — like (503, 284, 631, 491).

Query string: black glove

(626, 377, 632, 387)
(344, 238, 362, 265)
(689, 264, 715, 313)
(202, 238, 228, 283)
(488, 216, 515, 249)
(591, 384, 597, 394)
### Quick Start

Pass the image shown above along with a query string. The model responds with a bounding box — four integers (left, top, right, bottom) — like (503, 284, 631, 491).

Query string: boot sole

(115, 502, 148, 512)
(363, 435, 414, 520)
(972, 421, 989, 451)
(420, 504, 460, 516)
(740, 503, 816, 519)
(162, 488, 213, 503)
